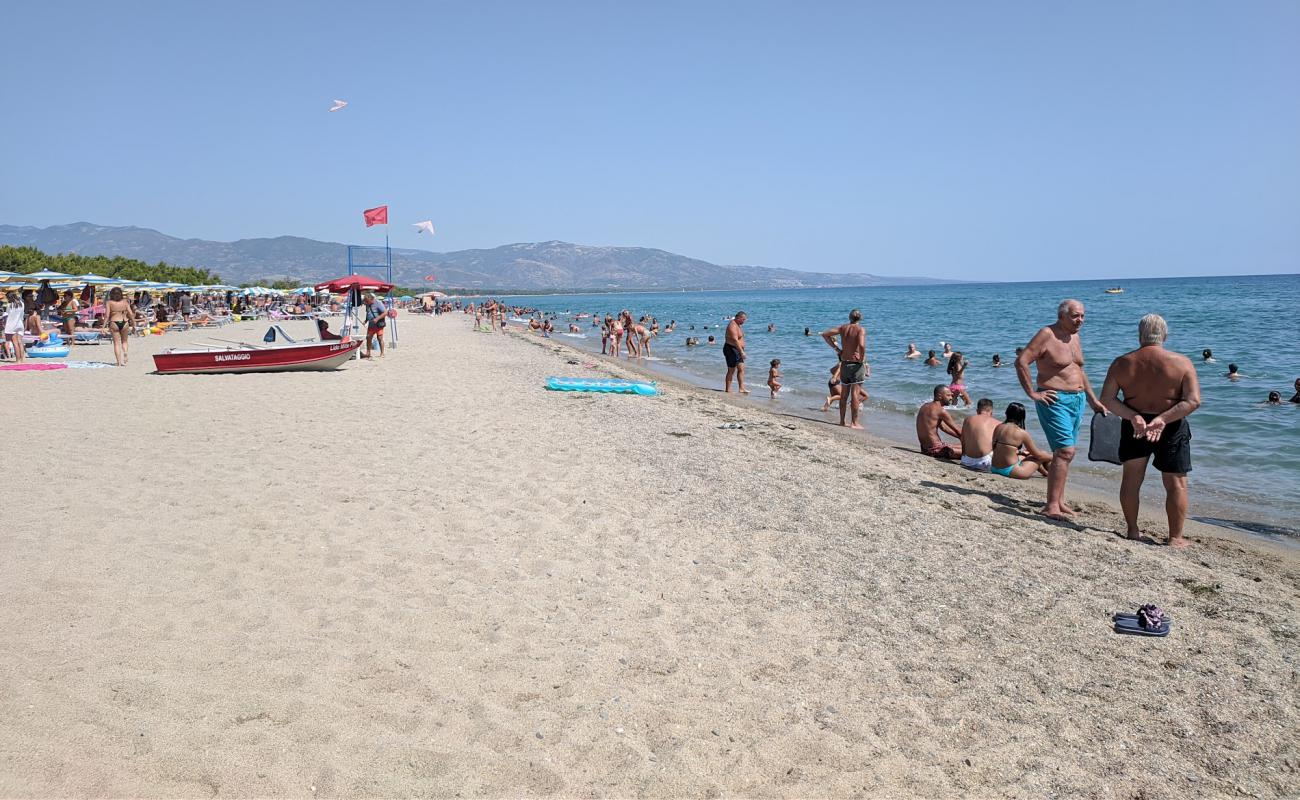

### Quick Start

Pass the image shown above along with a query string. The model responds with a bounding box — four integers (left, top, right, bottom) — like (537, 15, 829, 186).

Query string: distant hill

(0, 222, 948, 291)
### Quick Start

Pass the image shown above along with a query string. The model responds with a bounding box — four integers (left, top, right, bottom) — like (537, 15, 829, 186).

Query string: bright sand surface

(2, 315, 1297, 798)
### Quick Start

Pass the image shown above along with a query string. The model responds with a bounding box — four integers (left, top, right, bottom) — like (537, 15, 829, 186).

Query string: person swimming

(1266, 391, 1282, 405)
(1226, 363, 1242, 381)
(992, 353, 1003, 367)
(905, 342, 920, 359)
(924, 350, 941, 367)
(1202, 348, 1215, 362)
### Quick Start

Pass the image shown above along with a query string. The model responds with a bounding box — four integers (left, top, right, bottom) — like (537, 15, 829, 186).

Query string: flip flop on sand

(1113, 605, 1171, 637)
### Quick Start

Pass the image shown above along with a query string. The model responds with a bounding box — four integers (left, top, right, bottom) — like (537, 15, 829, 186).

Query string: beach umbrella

(21, 269, 74, 281)
(314, 275, 394, 294)
(0, 271, 21, 281)
(400, 295, 414, 301)
(75, 274, 121, 284)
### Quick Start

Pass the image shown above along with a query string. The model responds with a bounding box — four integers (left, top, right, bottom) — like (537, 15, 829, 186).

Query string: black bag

(1088, 412, 1123, 465)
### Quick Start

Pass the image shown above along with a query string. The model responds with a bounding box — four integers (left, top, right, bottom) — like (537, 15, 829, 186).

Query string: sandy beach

(1, 313, 1297, 798)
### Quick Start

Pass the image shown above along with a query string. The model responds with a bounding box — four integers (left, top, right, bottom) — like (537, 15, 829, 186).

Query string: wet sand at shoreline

(1, 314, 1296, 798)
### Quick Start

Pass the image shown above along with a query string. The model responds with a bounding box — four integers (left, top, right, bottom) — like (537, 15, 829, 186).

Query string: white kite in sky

(413, 220, 436, 235)
(328, 99, 348, 112)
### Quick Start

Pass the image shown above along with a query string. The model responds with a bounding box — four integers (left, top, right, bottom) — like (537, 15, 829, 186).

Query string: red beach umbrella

(313, 275, 395, 294)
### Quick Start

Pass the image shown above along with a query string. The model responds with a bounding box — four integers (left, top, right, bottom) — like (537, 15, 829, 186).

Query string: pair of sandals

(1113, 604, 1171, 637)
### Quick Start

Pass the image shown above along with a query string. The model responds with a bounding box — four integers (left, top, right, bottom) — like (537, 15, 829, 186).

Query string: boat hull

(153, 340, 361, 374)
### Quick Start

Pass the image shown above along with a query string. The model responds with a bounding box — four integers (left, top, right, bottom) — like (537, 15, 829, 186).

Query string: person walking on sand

(1100, 314, 1202, 548)
(822, 309, 869, 428)
(104, 286, 135, 367)
(363, 293, 387, 358)
(723, 311, 749, 393)
(1016, 299, 1107, 519)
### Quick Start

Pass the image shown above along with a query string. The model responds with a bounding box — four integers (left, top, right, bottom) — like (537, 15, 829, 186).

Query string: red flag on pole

(363, 205, 388, 227)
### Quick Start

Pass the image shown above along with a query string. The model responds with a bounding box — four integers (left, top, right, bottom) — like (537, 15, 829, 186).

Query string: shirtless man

(916, 386, 963, 460)
(1016, 299, 1107, 519)
(723, 311, 748, 393)
(1100, 314, 1201, 547)
(822, 308, 868, 428)
(958, 398, 999, 472)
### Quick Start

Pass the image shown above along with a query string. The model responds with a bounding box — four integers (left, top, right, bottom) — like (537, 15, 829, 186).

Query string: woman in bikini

(610, 319, 624, 358)
(105, 286, 135, 366)
(946, 352, 971, 407)
(990, 402, 1052, 479)
(58, 290, 80, 336)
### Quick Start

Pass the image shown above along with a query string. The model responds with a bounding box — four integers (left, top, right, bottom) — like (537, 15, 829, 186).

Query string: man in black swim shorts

(1101, 314, 1202, 547)
(723, 311, 748, 394)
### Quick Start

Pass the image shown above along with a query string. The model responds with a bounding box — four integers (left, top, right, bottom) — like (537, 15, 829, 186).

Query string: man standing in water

(724, 311, 748, 393)
(822, 308, 868, 428)
(1015, 299, 1107, 519)
(1101, 314, 1201, 547)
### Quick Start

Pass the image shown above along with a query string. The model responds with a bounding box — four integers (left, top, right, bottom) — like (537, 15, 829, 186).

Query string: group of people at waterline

(535, 298, 1236, 550)
(747, 299, 1204, 547)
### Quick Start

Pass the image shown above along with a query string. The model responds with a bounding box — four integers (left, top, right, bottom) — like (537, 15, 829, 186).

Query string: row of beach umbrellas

(0, 270, 336, 296)
(1, 271, 436, 299)
(0, 268, 242, 293)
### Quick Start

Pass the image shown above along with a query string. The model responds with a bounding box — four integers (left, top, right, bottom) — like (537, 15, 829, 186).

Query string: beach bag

(1088, 412, 1123, 465)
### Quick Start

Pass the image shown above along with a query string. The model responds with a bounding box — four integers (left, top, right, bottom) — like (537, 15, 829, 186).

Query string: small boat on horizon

(1104, 287, 1124, 294)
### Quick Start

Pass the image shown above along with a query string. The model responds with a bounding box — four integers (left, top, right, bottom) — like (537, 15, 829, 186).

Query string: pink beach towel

(0, 363, 68, 371)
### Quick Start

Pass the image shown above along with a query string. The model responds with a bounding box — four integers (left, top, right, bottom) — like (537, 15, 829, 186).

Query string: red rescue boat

(153, 339, 362, 374)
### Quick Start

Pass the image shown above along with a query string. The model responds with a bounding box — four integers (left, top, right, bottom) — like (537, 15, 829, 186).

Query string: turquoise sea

(507, 275, 1300, 537)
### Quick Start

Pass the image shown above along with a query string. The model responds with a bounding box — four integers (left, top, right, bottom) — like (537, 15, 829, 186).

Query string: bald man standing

(1016, 299, 1107, 519)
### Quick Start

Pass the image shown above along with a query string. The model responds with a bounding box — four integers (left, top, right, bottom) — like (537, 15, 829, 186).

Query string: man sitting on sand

(1101, 314, 1201, 548)
(916, 386, 963, 460)
(958, 398, 999, 471)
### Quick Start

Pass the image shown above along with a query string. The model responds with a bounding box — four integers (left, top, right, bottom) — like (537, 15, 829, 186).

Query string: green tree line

(0, 246, 222, 285)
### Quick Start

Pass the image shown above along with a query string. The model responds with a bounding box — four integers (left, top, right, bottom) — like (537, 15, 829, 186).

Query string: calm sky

(2, 1, 1297, 280)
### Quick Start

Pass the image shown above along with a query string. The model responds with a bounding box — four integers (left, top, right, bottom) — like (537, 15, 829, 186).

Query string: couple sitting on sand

(916, 389, 1051, 478)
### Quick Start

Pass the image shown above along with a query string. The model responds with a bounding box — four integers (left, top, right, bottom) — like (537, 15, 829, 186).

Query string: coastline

(2, 314, 1296, 797)
(531, 327, 1298, 549)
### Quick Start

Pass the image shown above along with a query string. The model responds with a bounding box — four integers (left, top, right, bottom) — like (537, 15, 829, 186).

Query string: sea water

(507, 275, 1300, 536)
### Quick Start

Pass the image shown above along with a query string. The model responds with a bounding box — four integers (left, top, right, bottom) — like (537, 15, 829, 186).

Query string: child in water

(767, 359, 782, 397)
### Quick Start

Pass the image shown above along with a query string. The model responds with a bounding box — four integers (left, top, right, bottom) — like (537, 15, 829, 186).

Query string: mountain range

(0, 222, 945, 291)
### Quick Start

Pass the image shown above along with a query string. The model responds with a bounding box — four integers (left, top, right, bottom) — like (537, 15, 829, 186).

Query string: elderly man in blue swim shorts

(1016, 299, 1108, 520)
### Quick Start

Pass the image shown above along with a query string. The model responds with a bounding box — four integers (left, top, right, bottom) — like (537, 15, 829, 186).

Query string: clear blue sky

(2, 1, 1297, 280)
